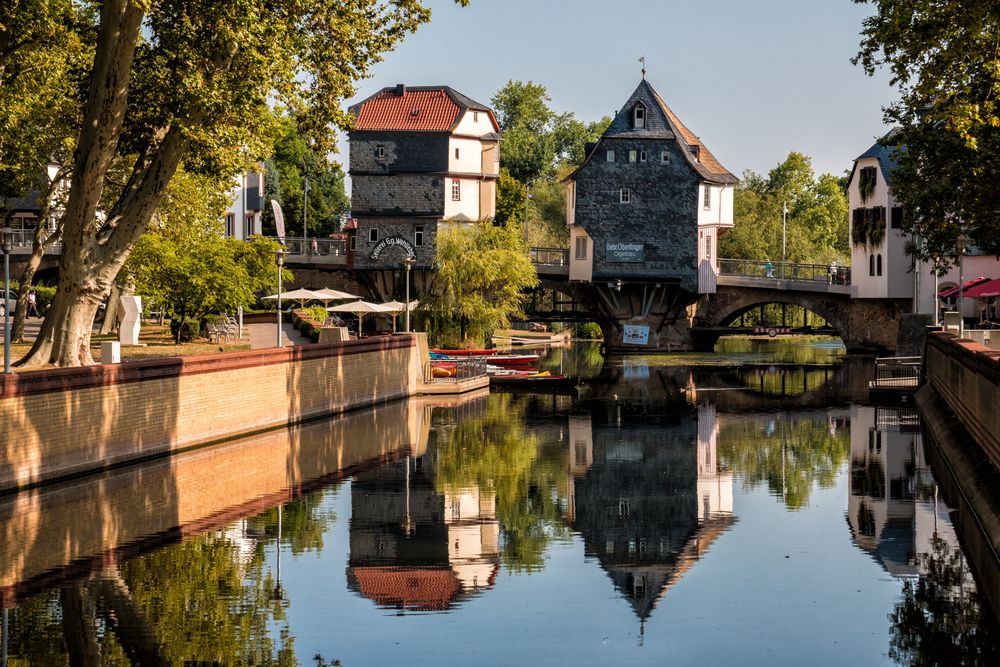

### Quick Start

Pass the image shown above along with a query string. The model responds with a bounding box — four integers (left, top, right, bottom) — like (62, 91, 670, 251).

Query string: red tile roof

(350, 566, 462, 611)
(351, 86, 498, 133)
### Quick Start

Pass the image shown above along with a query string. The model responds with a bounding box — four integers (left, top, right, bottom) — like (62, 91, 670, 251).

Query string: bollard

(101, 341, 121, 364)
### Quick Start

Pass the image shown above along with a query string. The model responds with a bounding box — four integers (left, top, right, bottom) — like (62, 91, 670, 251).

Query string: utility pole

(303, 176, 309, 252)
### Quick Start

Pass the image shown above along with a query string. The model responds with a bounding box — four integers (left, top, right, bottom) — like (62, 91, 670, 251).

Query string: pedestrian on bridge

(764, 260, 774, 278)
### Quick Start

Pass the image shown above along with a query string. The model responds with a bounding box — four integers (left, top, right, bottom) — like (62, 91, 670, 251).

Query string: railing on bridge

(718, 258, 851, 286)
(8, 228, 62, 253)
(870, 356, 922, 389)
(530, 247, 569, 267)
(423, 357, 488, 384)
(270, 236, 348, 263)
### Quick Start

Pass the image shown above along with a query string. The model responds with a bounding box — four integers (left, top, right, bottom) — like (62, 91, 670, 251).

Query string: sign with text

(271, 200, 286, 244)
(622, 324, 649, 346)
(370, 236, 417, 261)
(605, 241, 644, 262)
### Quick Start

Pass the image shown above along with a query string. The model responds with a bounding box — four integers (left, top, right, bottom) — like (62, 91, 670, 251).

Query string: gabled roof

(569, 79, 737, 185)
(348, 85, 500, 133)
(850, 127, 903, 188)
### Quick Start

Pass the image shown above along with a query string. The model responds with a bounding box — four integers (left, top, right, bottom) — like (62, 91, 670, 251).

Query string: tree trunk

(11, 255, 40, 343)
(60, 582, 101, 667)
(94, 572, 171, 667)
(99, 282, 123, 336)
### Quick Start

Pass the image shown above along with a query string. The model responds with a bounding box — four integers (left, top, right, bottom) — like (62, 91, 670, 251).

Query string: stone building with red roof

(347, 84, 500, 275)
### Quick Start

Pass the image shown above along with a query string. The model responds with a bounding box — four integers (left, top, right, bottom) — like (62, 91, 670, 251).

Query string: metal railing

(530, 247, 569, 267)
(871, 356, 922, 388)
(6, 228, 61, 251)
(270, 236, 348, 257)
(424, 357, 488, 383)
(718, 258, 851, 285)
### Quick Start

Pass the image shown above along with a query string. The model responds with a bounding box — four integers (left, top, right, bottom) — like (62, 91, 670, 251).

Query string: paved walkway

(246, 321, 310, 349)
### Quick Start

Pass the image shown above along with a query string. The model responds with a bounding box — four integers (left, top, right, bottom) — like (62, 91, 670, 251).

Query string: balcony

(271, 237, 349, 266)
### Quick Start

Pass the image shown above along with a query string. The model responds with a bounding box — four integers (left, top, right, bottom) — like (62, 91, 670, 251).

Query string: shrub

(576, 321, 603, 340)
(169, 318, 200, 343)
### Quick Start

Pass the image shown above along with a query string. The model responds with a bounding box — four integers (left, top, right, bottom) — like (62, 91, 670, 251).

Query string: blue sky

(343, 0, 896, 179)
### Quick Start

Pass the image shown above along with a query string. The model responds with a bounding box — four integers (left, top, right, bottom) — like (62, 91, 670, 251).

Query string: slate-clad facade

(566, 79, 736, 293)
(348, 85, 500, 270)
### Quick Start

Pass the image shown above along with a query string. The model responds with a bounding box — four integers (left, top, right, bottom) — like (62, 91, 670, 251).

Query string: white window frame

(244, 214, 255, 238)
(629, 150, 637, 163)
(224, 213, 235, 238)
(369, 228, 378, 243)
(620, 188, 631, 204)
(705, 234, 712, 259)
(660, 150, 669, 163)
(376, 145, 386, 158)
(414, 225, 424, 247)
(703, 185, 712, 210)
(606, 150, 615, 162)
(451, 180, 461, 201)
(634, 105, 645, 129)
(640, 150, 647, 162)
(575, 236, 588, 260)
(473, 111, 479, 122)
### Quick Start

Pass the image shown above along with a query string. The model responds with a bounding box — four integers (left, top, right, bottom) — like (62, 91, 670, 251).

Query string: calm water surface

(2, 339, 999, 665)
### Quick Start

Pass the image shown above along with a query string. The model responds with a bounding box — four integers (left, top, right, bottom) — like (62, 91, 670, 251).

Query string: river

(1, 338, 998, 665)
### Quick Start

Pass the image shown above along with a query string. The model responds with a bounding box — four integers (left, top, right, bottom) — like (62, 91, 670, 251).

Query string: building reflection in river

(565, 403, 734, 621)
(347, 455, 500, 612)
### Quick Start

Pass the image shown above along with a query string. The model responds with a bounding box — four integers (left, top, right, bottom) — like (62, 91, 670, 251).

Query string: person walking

(27, 290, 39, 317)
(764, 259, 774, 278)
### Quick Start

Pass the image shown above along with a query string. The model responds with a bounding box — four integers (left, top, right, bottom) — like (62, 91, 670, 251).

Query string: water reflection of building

(565, 405, 734, 620)
(347, 455, 499, 611)
(847, 406, 973, 589)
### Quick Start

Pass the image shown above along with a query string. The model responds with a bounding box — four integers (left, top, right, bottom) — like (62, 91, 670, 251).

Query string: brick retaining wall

(0, 334, 424, 493)
(923, 331, 1000, 470)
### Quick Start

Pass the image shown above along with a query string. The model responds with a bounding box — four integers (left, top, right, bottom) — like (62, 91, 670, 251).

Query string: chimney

(395, 83, 406, 96)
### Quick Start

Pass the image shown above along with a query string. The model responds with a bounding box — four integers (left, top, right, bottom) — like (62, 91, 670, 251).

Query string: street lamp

(1, 226, 14, 374)
(275, 248, 286, 348)
(781, 201, 788, 280)
(957, 232, 968, 338)
(404, 255, 416, 333)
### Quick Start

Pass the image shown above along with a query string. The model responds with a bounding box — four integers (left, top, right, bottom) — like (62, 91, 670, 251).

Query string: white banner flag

(271, 200, 286, 244)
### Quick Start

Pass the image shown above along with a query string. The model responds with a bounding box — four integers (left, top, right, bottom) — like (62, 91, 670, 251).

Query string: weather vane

(639, 55, 646, 79)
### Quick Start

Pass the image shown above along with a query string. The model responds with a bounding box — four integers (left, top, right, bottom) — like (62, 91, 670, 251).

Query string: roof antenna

(639, 55, 646, 79)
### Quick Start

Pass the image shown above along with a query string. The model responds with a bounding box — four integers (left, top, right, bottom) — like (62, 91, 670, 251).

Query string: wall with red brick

(0, 334, 424, 493)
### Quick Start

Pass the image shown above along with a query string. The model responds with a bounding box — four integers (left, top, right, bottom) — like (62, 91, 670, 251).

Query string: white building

(223, 170, 265, 240)
(847, 131, 1000, 323)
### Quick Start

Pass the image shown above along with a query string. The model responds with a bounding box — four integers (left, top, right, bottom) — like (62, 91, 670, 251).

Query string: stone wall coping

(927, 330, 1000, 384)
(0, 334, 416, 400)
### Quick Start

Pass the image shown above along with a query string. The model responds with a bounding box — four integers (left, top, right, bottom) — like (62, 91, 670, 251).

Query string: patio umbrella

(327, 300, 396, 335)
(381, 300, 420, 332)
(314, 287, 360, 305)
(263, 288, 326, 308)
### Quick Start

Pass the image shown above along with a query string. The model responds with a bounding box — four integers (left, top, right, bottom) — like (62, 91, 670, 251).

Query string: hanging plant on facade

(851, 206, 886, 248)
(858, 166, 877, 203)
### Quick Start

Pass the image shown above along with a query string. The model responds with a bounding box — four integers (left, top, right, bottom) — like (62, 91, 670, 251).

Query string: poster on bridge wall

(622, 325, 650, 346)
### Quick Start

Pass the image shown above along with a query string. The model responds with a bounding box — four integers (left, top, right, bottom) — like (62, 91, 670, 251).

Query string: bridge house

(565, 78, 737, 294)
(347, 85, 500, 272)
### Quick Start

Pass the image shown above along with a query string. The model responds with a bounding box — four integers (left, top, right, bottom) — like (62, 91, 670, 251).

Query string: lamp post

(404, 255, 416, 333)
(275, 248, 286, 348)
(524, 183, 532, 245)
(1, 227, 13, 375)
(781, 201, 787, 280)
(957, 232, 968, 338)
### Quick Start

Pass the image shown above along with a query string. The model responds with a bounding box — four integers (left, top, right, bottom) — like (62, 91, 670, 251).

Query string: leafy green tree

(16, 0, 465, 368)
(854, 0, 1000, 260)
(262, 116, 350, 238)
(494, 167, 526, 229)
(424, 223, 538, 346)
(719, 152, 849, 265)
(123, 169, 288, 340)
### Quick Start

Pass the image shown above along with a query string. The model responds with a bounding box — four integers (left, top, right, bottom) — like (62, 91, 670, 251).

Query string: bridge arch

(706, 291, 851, 339)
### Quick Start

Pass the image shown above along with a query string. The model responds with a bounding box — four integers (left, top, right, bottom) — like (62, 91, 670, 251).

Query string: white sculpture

(120, 295, 142, 345)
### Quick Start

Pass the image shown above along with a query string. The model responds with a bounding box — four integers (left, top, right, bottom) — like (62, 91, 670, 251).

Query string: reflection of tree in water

(718, 413, 848, 509)
(251, 492, 337, 556)
(6, 523, 306, 664)
(431, 394, 569, 572)
(889, 536, 1000, 666)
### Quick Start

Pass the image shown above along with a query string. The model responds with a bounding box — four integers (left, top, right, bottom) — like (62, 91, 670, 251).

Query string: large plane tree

(14, 0, 462, 367)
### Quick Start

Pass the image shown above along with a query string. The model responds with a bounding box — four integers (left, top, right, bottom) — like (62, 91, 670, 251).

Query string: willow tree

(18, 0, 463, 367)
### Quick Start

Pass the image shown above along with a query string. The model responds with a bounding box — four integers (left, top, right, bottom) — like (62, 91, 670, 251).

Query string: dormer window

(633, 105, 646, 129)
(690, 145, 700, 162)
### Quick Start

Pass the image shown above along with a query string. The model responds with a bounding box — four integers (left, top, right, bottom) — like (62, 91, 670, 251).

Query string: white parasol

(327, 300, 396, 335)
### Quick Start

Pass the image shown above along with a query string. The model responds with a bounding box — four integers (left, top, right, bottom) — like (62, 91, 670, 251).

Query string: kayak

(431, 349, 498, 356)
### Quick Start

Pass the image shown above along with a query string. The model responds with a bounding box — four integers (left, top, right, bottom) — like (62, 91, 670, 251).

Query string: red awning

(938, 277, 991, 299)
(962, 277, 1000, 299)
